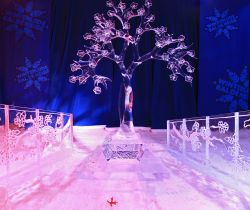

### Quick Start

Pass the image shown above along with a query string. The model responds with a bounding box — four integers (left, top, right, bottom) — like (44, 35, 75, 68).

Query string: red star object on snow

(107, 197, 118, 207)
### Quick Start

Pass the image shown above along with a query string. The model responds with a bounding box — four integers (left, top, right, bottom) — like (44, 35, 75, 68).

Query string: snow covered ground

(0, 127, 250, 210)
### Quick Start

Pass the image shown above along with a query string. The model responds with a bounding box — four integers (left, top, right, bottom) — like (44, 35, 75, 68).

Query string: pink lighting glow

(0, 115, 250, 209)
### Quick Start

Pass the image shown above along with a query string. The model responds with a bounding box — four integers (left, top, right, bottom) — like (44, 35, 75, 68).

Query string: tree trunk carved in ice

(119, 78, 135, 135)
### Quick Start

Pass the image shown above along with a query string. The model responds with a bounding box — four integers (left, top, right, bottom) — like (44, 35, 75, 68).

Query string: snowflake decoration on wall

(16, 57, 49, 91)
(3, 1, 47, 40)
(205, 8, 238, 39)
(214, 66, 249, 112)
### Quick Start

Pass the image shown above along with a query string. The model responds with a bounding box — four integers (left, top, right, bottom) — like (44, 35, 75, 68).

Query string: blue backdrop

(198, 0, 250, 116)
(6, 0, 250, 128)
(0, 0, 50, 108)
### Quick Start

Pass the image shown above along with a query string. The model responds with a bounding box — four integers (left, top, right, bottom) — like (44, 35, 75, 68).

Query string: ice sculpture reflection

(69, 0, 195, 136)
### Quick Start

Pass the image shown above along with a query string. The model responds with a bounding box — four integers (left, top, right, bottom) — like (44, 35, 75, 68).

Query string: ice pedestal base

(102, 131, 144, 161)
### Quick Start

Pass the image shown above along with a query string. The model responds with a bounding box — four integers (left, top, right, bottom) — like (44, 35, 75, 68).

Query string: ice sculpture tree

(70, 0, 195, 137)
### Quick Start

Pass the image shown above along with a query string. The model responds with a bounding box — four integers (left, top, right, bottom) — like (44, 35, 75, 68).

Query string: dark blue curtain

(0, 0, 50, 107)
(198, 0, 250, 115)
(1, 0, 199, 128)
(47, 0, 200, 128)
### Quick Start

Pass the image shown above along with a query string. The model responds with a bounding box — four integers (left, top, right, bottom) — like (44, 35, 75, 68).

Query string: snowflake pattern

(16, 57, 49, 91)
(3, 1, 47, 40)
(205, 8, 238, 39)
(214, 66, 249, 112)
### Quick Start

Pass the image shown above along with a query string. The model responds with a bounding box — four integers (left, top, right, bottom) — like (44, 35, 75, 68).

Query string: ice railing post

(69, 113, 74, 149)
(36, 108, 42, 177)
(234, 112, 240, 166)
(167, 120, 170, 147)
(4, 105, 10, 207)
(59, 112, 64, 150)
(59, 112, 64, 129)
(4, 105, 10, 174)
(182, 118, 186, 156)
(205, 116, 210, 164)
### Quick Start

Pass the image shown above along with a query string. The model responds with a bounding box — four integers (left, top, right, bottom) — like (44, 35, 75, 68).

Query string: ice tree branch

(70, 0, 196, 94)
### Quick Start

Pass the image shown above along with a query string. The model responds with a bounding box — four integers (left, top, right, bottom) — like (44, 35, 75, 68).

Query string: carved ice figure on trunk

(69, 0, 195, 139)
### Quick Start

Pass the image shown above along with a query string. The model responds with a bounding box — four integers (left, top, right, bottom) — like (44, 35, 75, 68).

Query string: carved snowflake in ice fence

(215, 66, 249, 112)
(3, 1, 47, 40)
(16, 58, 49, 91)
(205, 8, 238, 39)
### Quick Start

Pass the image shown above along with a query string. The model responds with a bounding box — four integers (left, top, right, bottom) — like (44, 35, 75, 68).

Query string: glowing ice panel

(238, 112, 250, 180)
(8, 108, 38, 174)
(184, 119, 207, 163)
(169, 121, 184, 153)
(205, 114, 236, 175)
(0, 106, 8, 208)
(0, 106, 7, 178)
